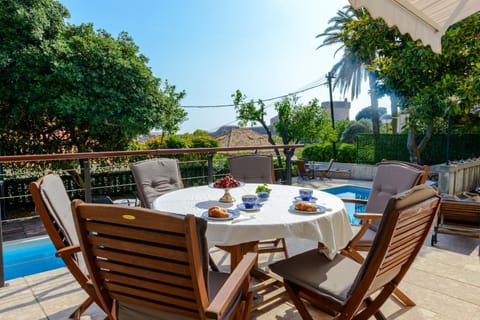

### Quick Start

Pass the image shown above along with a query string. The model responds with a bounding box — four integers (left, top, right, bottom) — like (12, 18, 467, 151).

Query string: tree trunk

(406, 125, 433, 164)
(259, 119, 284, 180)
(368, 73, 380, 134)
(389, 94, 398, 134)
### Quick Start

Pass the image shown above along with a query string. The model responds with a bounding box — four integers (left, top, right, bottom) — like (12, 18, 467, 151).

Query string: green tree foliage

(355, 107, 387, 121)
(340, 119, 373, 144)
(0, 0, 187, 155)
(301, 143, 355, 163)
(317, 6, 384, 134)
(232, 90, 334, 182)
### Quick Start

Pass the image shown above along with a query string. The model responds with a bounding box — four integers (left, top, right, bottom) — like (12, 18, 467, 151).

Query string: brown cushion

(269, 249, 360, 305)
(351, 224, 377, 246)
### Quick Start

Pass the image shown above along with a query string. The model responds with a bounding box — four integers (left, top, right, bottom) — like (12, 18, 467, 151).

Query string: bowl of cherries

(210, 176, 242, 203)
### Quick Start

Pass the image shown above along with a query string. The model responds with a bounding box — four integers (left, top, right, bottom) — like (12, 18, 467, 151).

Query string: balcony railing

(0, 144, 303, 287)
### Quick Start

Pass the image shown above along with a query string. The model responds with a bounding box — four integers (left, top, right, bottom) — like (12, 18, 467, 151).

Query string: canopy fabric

(348, 0, 480, 53)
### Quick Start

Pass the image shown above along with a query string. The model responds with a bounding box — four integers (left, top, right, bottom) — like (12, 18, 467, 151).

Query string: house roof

(216, 128, 270, 148)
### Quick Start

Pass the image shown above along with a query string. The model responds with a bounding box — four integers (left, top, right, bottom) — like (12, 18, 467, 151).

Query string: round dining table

(152, 183, 353, 261)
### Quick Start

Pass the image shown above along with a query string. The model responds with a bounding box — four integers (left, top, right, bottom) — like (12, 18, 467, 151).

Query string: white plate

(288, 204, 327, 214)
(201, 209, 240, 221)
(237, 203, 263, 211)
(293, 196, 318, 203)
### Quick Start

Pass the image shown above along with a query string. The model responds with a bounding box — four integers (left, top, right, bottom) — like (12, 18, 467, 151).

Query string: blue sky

(60, 0, 387, 133)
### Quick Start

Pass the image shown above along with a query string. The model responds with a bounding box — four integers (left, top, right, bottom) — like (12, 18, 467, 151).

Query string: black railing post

(207, 153, 214, 184)
(83, 159, 92, 203)
(0, 163, 4, 287)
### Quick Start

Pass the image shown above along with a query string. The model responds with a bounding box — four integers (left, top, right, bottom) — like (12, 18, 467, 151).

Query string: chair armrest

(205, 252, 257, 319)
(55, 244, 81, 258)
(341, 198, 368, 205)
(353, 212, 383, 220)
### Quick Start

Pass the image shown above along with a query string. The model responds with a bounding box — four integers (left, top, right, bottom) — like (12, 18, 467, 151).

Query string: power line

(181, 81, 328, 109)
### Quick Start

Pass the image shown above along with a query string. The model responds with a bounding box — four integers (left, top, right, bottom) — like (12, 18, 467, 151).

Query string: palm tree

(317, 6, 381, 134)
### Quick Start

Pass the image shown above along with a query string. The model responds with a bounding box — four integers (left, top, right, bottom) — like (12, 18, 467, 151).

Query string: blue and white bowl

(256, 191, 270, 201)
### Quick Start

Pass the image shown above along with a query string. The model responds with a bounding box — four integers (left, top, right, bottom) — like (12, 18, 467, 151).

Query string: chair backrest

(29, 174, 87, 274)
(71, 200, 211, 319)
(366, 161, 428, 230)
(129, 158, 184, 208)
(346, 185, 440, 313)
(228, 154, 275, 183)
(296, 160, 308, 175)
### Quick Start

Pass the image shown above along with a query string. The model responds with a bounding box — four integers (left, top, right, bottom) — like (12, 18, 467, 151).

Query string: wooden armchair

(71, 200, 257, 320)
(296, 159, 314, 180)
(340, 160, 428, 306)
(29, 174, 104, 319)
(270, 185, 441, 320)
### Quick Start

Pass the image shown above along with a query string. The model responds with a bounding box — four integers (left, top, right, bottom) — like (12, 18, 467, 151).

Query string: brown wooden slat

(78, 207, 186, 234)
(88, 235, 188, 262)
(96, 261, 193, 288)
(110, 292, 199, 318)
(91, 247, 190, 276)
(84, 221, 186, 247)
(106, 282, 197, 310)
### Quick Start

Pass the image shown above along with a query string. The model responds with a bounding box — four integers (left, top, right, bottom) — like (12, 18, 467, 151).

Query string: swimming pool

(323, 185, 371, 224)
(3, 236, 65, 280)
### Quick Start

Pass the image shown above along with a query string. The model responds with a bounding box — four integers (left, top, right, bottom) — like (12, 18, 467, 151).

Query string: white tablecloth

(152, 184, 353, 259)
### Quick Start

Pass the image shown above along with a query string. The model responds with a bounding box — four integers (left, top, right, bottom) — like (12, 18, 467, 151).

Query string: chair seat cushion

(351, 224, 377, 247)
(269, 249, 360, 305)
(117, 271, 243, 320)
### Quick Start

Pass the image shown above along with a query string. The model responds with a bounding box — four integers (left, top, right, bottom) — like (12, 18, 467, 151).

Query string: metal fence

(355, 134, 480, 165)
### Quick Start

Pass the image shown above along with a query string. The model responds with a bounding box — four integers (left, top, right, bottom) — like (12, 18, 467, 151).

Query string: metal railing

(0, 144, 303, 287)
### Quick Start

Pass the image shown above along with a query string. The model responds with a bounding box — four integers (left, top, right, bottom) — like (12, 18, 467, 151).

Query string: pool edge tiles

(3, 235, 65, 281)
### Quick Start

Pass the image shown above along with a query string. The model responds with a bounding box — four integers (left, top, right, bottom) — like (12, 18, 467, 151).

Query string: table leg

(216, 242, 286, 311)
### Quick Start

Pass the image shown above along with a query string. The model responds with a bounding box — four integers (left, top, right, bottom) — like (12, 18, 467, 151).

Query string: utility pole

(326, 72, 337, 159)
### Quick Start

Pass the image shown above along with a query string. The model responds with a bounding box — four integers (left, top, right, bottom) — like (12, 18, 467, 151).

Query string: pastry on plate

(295, 201, 317, 212)
(208, 206, 230, 218)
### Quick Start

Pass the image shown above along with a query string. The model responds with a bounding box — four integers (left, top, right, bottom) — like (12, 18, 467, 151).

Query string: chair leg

(392, 287, 416, 306)
(284, 281, 314, 320)
(69, 296, 94, 319)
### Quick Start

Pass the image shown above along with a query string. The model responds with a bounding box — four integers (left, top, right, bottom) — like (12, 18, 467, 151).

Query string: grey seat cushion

(228, 155, 275, 184)
(351, 224, 376, 246)
(130, 158, 183, 208)
(366, 164, 423, 231)
(269, 249, 360, 305)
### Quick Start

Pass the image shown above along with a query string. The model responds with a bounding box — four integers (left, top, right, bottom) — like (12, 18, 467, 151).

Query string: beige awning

(349, 0, 480, 53)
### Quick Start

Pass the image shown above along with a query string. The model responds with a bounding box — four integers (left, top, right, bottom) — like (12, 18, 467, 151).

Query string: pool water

(323, 185, 371, 224)
(3, 236, 65, 280)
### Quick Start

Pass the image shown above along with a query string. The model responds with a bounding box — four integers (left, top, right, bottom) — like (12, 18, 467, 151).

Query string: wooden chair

(315, 158, 335, 180)
(228, 154, 288, 258)
(270, 184, 441, 320)
(431, 198, 480, 253)
(29, 174, 104, 319)
(296, 159, 314, 180)
(130, 157, 219, 271)
(340, 160, 428, 306)
(71, 200, 257, 320)
(129, 158, 184, 209)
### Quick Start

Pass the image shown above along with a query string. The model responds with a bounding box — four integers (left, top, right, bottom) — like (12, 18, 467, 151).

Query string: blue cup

(242, 194, 258, 209)
(299, 188, 313, 201)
